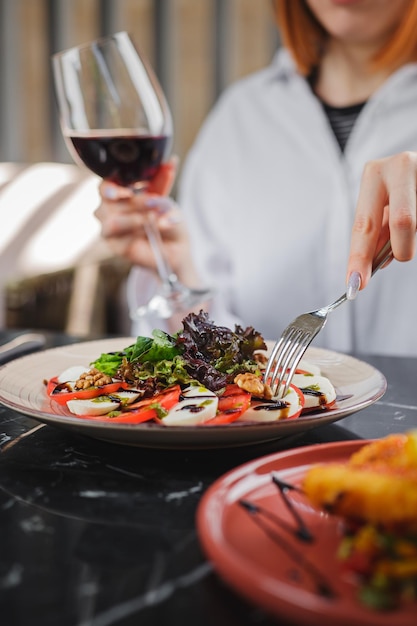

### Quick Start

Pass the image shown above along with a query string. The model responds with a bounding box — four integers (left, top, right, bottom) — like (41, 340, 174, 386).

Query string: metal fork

(264, 240, 393, 398)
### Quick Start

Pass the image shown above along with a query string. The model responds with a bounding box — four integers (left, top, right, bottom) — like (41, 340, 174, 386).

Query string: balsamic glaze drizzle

(177, 392, 215, 413)
(252, 397, 288, 412)
(238, 473, 336, 599)
(271, 473, 313, 542)
(253, 402, 288, 412)
(178, 404, 204, 413)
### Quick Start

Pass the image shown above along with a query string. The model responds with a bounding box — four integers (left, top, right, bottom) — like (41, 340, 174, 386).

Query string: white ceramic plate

(0, 338, 386, 448)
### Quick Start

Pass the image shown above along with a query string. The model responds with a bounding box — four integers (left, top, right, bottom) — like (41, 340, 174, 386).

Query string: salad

(45, 311, 336, 426)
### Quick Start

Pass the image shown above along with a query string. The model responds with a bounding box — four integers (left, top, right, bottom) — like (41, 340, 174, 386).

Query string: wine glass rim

(52, 31, 132, 59)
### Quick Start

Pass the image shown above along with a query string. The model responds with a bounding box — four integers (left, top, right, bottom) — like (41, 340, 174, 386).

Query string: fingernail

(145, 197, 161, 208)
(145, 197, 174, 214)
(347, 271, 361, 300)
(103, 186, 119, 200)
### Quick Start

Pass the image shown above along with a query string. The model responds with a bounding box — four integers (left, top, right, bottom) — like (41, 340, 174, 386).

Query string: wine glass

(52, 31, 212, 321)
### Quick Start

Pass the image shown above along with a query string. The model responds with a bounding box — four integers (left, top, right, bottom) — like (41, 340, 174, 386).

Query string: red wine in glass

(68, 133, 170, 187)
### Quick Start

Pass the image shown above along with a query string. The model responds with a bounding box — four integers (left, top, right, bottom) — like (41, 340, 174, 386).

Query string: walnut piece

(74, 368, 113, 389)
(234, 372, 273, 399)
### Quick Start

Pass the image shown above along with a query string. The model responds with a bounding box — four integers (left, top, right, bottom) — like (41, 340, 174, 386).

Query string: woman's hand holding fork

(347, 151, 417, 299)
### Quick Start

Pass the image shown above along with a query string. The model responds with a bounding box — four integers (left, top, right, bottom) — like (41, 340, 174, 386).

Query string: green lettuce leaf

(91, 330, 182, 378)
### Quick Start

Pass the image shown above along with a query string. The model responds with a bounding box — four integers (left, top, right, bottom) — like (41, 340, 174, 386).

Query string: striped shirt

(321, 100, 366, 152)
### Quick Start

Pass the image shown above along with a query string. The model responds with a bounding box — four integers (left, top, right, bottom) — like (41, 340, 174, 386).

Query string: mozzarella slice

(67, 397, 120, 416)
(57, 365, 89, 384)
(239, 386, 302, 422)
(110, 390, 141, 404)
(163, 385, 219, 426)
(291, 373, 336, 410)
(297, 358, 321, 376)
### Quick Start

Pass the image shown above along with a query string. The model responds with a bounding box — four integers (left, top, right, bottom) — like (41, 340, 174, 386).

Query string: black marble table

(0, 331, 416, 626)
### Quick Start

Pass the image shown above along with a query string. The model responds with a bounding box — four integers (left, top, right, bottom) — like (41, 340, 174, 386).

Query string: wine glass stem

(143, 212, 179, 290)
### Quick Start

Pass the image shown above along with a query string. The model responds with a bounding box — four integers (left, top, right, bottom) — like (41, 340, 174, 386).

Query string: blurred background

(1, 0, 278, 165)
(0, 0, 279, 336)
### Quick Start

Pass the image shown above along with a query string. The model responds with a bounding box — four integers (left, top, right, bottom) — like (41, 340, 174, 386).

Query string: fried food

(303, 431, 417, 609)
(303, 431, 417, 532)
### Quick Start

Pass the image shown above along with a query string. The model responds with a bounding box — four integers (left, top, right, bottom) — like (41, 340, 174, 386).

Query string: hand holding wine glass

(52, 31, 212, 320)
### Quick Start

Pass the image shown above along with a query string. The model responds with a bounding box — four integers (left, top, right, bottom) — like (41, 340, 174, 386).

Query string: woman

(96, 0, 417, 355)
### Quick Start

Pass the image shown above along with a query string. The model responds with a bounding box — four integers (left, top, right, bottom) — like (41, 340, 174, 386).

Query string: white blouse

(130, 48, 417, 357)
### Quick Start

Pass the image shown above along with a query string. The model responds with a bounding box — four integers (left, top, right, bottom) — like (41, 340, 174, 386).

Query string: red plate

(196, 440, 416, 626)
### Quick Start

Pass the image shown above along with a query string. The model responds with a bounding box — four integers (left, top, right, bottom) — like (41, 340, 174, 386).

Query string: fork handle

(371, 240, 393, 275)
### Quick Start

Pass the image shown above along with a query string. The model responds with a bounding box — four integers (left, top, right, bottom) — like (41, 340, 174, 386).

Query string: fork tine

(271, 328, 304, 381)
(263, 336, 285, 383)
(267, 327, 305, 394)
(269, 334, 305, 397)
(278, 332, 312, 398)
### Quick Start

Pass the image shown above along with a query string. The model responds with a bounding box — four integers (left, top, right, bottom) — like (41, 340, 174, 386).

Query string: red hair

(272, 0, 417, 76)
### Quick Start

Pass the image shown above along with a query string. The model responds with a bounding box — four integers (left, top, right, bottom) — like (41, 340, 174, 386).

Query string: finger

(386, 154, 417, 261)
(346, 160, 387, 289)
(104, 234, 156, 270)
(99, 180, 133, 201)
(143, 196, 183, 227)
(99, 212, 146, 238)
(102, 234, 134, 258)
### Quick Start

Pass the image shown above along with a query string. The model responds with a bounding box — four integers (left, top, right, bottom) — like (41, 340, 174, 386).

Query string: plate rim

(0, 338, 387, 449)
(196, 439, 416, 626)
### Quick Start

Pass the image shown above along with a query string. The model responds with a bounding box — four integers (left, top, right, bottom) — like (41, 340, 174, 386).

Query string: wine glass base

(131, 287, 213, 321)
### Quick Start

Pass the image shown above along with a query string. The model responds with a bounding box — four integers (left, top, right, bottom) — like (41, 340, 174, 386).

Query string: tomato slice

(220, 384, 245, 397)
(47, 376, 130, 405)
(75, 384, 182, 424)
(75, 405, 159, 424)
(125, 385, 181, 412)
(264, 368, 311, 388)
(204, 384, 251, 425)
(117, 385, 182, 423)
